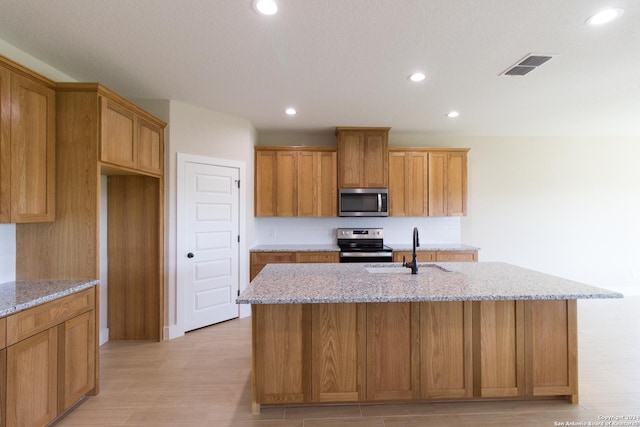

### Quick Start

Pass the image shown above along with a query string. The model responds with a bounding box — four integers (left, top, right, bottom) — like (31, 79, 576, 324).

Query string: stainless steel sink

(365, 264, 451, 274)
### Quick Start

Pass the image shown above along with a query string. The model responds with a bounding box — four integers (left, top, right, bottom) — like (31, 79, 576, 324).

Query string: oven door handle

(340, 252, 392, 258)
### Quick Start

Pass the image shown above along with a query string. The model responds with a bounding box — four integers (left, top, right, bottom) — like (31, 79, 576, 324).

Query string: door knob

(187, 252, 194, 258)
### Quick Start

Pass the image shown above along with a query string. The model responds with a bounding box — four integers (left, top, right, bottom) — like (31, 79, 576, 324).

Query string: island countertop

(0, 279, 99, 318)
(237, 262, 622, 304)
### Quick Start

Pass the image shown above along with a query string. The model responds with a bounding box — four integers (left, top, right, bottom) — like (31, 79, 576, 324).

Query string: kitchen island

(237, 262, 622, 413)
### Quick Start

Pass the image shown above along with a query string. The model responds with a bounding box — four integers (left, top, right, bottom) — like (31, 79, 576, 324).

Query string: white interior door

(183, 161, 239, 331)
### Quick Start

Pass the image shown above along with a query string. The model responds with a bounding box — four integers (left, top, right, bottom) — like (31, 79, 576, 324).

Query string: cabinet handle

(187, 252, 194, 258)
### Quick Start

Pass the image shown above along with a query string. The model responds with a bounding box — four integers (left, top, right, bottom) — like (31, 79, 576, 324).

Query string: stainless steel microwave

(338, 188, 389, 217)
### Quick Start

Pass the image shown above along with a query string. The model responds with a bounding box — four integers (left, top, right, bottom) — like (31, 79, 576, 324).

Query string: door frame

(176, 153, 247, 336)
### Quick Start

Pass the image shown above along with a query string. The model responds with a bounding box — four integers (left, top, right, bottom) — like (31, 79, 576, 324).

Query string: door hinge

(237, 290, 240, 297)
(235, 179, 240, 188)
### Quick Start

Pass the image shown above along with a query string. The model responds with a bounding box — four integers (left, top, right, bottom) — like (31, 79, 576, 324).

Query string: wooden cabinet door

(389, 151, 427, 216)
(276, 151, 297, 216)
(475, 301, 525, 398)
(525, 300, 578, 403)
(311, 304, 365, 402)
(447, 151, 467, 216)
(420, 301, 473, 399)
(253, 304, 310, 404)
(337, 131, 364, 188)
(6, 328, 58, 427)
(0, 66, 10, 224)
(428, 152, 447, 216)
(366, 302, 420, 400)
(317, 151, 337, 216)
(10, 74, 55, 223)
(255, 150, 277, 216)
(388, 152, 407, 216)
(100, 97, 136, 169)
(363, 131, 388, 188)
(58, 311, 96, 412)
(137, 117, 163, 175)
(297, 152, 316, 217)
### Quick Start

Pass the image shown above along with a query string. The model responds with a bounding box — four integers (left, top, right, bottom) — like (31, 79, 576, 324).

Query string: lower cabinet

(250, 251, 340, 281)
(252, 299, 577, 409)
(1, 287, 98, 427)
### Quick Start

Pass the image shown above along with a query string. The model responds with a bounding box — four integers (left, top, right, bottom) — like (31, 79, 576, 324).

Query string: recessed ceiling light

(446, 111, 460, 118)
(408, 72, 426, 82)
(586, 8, 624, 25)
(252, 0, 278, 15)
(284, 107, 297, 115)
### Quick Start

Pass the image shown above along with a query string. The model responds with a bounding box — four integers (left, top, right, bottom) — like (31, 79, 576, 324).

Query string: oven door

(339, 251, 393, 263)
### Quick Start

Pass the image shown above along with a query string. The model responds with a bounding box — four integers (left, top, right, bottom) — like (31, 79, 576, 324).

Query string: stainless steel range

(337, 228, 393, 263)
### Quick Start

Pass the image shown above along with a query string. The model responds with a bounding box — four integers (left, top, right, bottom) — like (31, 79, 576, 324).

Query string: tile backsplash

(254, 217, 461, 246)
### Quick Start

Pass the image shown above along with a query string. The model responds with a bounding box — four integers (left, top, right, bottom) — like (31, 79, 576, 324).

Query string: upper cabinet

(389, 148, 469, 217)
(255, 147, 337, 217)
(100, 96, 164, 176)
(336, 127, 389, 188)
(0, 57, 56, 224)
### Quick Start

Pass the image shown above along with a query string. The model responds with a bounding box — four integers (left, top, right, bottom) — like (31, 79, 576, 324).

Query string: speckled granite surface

(0, 280, 99, 318)
(250, 243, 479, 252)
(388, 243, 480, 251)
(237, 262, 622, 304)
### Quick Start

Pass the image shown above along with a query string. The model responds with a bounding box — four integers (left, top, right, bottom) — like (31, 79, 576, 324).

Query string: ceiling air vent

(501, 53, 556, 76)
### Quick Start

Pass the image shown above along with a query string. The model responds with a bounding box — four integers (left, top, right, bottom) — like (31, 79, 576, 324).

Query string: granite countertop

(237, 262, 622, 304)
(0, 279, 99, 318)
(250, 244, 479, 252)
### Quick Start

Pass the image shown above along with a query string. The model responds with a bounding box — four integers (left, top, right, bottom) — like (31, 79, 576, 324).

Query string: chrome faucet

(403, 227, 420, 274)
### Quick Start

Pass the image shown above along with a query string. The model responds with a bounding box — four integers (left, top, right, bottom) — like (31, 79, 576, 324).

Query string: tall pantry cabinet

(16, 83, 166, 341)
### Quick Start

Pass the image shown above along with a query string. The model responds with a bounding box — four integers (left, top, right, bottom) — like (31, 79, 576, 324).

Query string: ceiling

(1, 0, 638, 136)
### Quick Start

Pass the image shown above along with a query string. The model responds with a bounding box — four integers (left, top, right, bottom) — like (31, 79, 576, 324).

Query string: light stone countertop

(237, 262, 622, 304)
(0, 280, 99, 318)
(250, 243, 479, 252)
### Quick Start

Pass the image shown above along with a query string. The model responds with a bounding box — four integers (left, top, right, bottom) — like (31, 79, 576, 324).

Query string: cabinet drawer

(435, 251, 478, 262)
(251, 252, 295, 264)
(6, 287, 95, 346)
(295, 252, 339, 263)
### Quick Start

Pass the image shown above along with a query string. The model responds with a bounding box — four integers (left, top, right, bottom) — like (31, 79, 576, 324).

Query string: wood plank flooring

(53, 296, 640, 426)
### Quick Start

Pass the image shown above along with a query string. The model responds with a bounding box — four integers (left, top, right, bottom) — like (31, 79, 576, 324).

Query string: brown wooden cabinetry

(2, 287, 98, 427)
(388, 148, 468, 217)
(100, 97, 164, 176)
(16, 83, 165, 341)
(336, 127, 389, 188)
(255, 147, 337, 217)
(251, 298, 578, 411)
(0, 56, 56, 224)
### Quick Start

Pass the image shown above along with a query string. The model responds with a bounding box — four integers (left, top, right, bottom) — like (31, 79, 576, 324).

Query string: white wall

(164, 101, 256, 338)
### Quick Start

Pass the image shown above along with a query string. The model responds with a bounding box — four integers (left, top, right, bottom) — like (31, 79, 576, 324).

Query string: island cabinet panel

(420, 301, 473, 399)
(311, 304, 365, 402)
(474, 301, 525, 398)
(525, 300, 578, 402)
(366, 302, 420, 401)
(6, 328, 58, 427)
(252, 304, 311, 405)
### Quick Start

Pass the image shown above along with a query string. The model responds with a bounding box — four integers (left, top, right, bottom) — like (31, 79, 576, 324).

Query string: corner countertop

(237, 262, 622, 304)
(250, 244, 480, 252)
(0, 279, 99, 318)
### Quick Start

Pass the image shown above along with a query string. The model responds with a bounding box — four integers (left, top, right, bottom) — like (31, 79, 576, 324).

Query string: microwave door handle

(377, 194, 382, 212)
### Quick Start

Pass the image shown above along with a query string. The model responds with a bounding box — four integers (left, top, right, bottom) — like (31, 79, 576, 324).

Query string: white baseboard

(99, 328, 109, 346)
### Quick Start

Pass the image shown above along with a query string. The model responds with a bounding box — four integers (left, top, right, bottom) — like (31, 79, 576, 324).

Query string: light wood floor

(55, 296, 640, 427)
